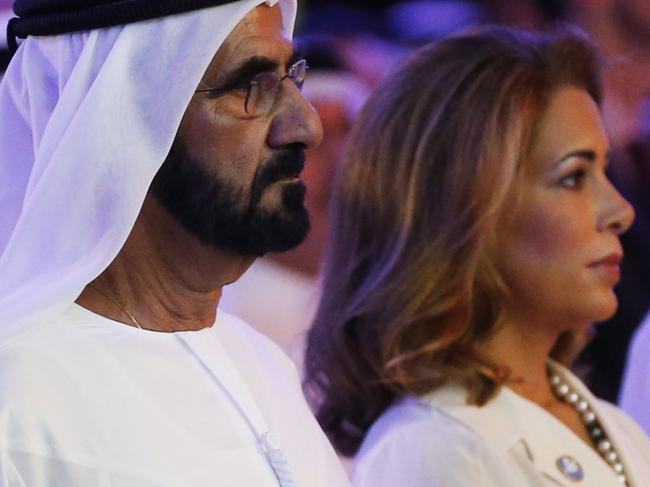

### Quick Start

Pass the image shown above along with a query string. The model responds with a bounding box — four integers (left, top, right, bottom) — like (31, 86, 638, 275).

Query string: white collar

(420, 361, 645, 486)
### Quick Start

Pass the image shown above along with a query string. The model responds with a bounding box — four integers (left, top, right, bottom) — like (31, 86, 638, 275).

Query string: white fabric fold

(0, 0, 296, 343)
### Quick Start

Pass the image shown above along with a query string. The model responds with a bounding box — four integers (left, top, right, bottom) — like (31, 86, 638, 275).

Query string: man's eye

(203, 77, 251, 95)
(229, 78, 253, 91)
(560, 168, 587, 189)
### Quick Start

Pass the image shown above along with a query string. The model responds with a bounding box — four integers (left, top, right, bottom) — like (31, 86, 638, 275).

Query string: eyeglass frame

(194, 58, 309, 116)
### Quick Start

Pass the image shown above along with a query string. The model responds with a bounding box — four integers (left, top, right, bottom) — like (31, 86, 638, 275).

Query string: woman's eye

(560, 168, 587, 189)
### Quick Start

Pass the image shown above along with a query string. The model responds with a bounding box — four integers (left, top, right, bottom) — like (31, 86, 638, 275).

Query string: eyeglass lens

(245, 59, 308, 115)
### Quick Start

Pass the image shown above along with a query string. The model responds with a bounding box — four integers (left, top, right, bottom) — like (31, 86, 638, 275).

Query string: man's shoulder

(214, 308, 297, 376)
(0, 303, 106, 362)
(1, 303, 91, 372)
(0, 306, 104, 442)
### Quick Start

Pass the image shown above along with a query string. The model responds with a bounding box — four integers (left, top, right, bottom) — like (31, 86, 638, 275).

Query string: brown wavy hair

(303, 25, 602, 457)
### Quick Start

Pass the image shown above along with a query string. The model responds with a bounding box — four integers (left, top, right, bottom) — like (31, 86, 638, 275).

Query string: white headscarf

(0, 8, 11, 49)
(0, 0, 297, 343)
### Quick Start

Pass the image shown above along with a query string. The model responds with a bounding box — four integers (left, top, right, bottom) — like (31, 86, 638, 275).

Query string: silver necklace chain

(548, 370, 629, 485)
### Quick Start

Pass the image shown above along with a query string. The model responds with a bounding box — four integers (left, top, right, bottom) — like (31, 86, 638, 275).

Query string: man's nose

(266, 82, 324, 149)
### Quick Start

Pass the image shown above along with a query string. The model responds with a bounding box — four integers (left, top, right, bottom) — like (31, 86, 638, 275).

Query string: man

(0, 0, 349, 485)
(220, 44, 370, 372)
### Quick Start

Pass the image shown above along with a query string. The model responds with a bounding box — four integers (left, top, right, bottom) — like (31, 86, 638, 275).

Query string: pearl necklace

(548, 370, 629, 485)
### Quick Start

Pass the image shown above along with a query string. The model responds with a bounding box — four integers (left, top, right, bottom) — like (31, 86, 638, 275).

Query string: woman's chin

(590, 292, 619, 324)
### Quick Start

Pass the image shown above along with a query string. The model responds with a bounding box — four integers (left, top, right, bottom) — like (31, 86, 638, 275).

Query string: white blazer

(352, 363, 650, 486)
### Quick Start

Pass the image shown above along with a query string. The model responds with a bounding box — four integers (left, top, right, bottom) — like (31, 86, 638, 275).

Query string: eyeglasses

(195, 59, 308, 117)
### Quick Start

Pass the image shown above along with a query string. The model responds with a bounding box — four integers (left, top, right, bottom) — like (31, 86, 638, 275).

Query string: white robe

(220, 258, 319, 372)
(353, 363, 650, 487)
(0, 303, 349, 486)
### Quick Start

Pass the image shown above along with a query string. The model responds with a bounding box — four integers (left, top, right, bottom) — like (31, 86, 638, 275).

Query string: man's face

(151, 4, 323, 256)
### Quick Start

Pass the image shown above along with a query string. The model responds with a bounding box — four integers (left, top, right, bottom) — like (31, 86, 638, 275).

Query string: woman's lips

(590, 254, 622, 267)
(588, 253, 622, 282)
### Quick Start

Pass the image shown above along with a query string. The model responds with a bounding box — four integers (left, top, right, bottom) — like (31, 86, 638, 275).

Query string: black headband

(7, 0, 238, 53)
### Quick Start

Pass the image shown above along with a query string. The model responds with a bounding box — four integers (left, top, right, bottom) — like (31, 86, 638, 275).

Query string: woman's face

(497, 86, 634, 330)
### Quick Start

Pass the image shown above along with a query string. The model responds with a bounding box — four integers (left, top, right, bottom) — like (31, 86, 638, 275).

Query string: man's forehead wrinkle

(207, 37, 293, 85)
(202, 2, 290, 73)
(227, 3, 288, 45)
(197, 4, 292, 88)
(228, 30, 293, 65)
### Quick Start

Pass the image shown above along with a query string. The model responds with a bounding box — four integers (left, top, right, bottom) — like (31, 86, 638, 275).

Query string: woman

(305, 26, 650, 485)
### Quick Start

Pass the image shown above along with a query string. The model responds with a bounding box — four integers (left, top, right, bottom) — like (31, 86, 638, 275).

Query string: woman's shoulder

(360, 394, 481, 452)
(352, 393, 517, 486)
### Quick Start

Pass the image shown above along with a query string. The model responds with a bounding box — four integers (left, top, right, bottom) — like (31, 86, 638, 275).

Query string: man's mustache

(250, 145, 306, 204)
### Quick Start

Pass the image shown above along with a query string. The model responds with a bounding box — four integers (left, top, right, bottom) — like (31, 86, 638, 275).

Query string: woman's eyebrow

(553, 149, 596, 168)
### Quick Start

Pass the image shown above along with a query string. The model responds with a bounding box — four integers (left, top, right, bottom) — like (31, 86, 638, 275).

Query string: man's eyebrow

(211, 56, 280, 90)
(209, 51, 303, 91)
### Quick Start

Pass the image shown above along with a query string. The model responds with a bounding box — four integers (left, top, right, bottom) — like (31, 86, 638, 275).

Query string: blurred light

(387, 0, 485, 43)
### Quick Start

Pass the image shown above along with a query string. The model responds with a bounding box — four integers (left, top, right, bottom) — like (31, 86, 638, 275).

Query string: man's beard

(150, 139, 310, 256)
